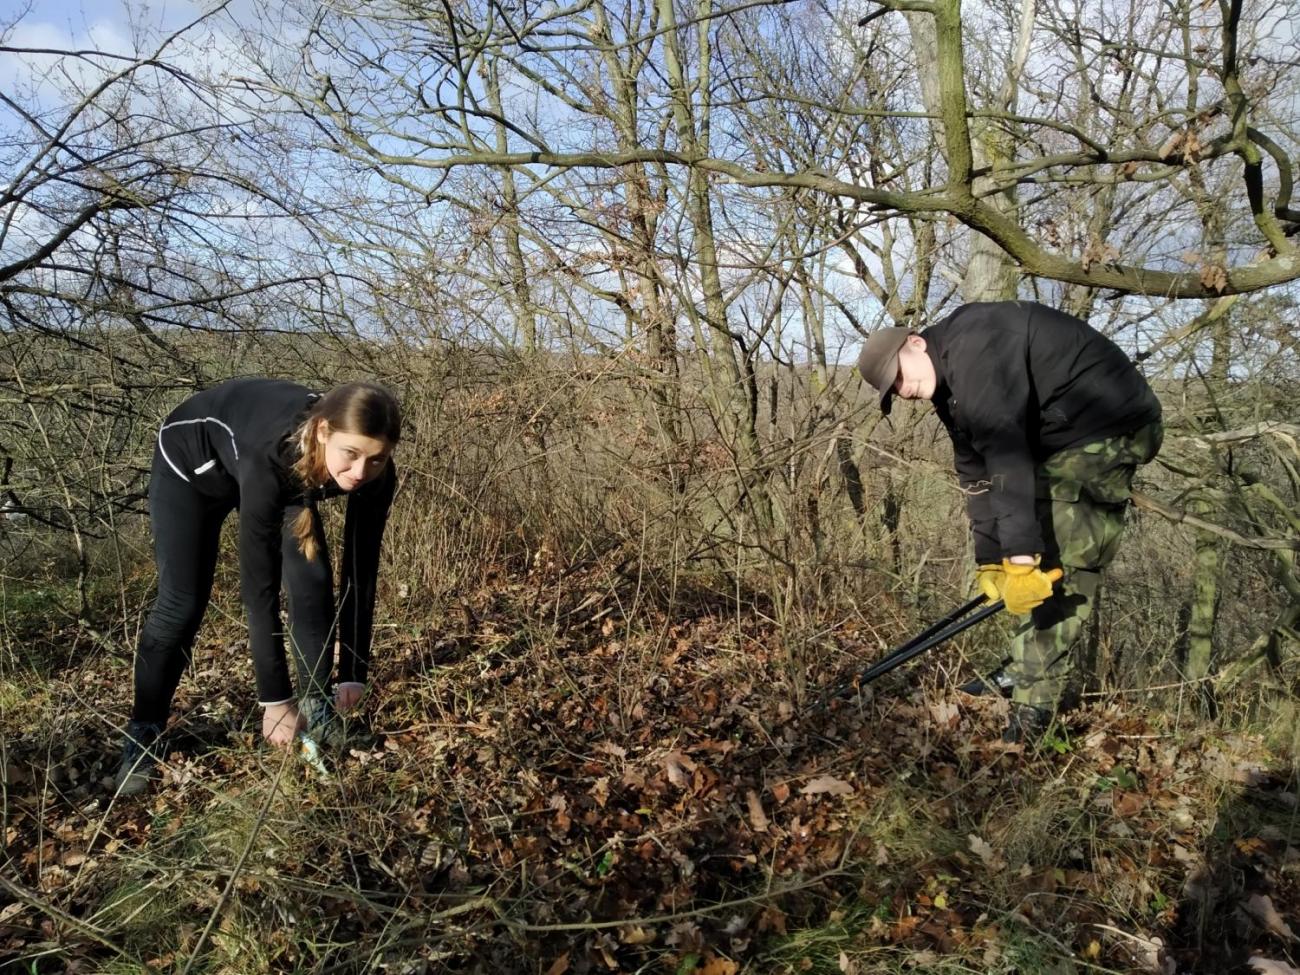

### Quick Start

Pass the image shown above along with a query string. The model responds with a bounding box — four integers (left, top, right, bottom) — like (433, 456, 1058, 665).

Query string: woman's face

(316, 421, 393, 491)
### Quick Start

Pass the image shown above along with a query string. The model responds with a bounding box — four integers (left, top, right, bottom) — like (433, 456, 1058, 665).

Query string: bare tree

(0, 6, 360, 616)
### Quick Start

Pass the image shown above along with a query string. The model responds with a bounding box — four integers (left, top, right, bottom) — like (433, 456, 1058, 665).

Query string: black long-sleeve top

(921, 302, 1161, 563)
(156, 378, 395, 702)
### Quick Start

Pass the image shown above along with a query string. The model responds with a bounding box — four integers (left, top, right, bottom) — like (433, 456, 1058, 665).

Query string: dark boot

(958, 666, 1016, 699)
(113, 720, 165, 797)
(1002, 704, 1053, 744)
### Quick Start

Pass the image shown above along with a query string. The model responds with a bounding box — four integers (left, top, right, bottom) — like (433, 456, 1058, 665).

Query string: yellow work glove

(1000, 557, 1055, 615)
(976, 564, 1005, 602)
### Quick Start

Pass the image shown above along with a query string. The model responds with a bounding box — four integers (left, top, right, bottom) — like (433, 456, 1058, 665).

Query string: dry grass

(2, 348, 1298, 973)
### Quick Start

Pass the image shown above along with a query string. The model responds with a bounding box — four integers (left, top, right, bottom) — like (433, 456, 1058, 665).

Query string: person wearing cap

(856, 301, 1163, 741)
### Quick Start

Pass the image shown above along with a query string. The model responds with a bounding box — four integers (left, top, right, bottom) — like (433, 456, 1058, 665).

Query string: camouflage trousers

(1006, 420, 1163, 709)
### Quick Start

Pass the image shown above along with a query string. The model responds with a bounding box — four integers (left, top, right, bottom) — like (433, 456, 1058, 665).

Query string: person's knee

(141, 588, 206, 648)
(286, 586, 333, 623)
(284, 564, 334, 621)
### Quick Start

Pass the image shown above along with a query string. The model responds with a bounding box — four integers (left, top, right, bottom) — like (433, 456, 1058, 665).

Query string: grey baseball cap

(856, 327, 913, 416)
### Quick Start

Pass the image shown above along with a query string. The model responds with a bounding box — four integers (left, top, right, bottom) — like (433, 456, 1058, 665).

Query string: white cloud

(1, 12, 135, 106)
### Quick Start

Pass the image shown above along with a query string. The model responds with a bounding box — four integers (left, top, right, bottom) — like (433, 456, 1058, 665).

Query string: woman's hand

(334, 682, 367, 714)
(262, 701, 306, 749)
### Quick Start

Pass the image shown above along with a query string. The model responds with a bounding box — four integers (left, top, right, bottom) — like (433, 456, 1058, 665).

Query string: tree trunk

(487, 62, 538, 353)
(657, 0, 773, 539)
(907, 0, 1030, 304)
(589, 1, 685, 485)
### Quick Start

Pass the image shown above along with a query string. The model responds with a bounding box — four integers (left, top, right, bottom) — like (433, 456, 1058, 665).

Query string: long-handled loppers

(821, 568, 1064, 706)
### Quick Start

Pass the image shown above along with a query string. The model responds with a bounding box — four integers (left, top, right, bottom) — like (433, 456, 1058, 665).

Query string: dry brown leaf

(697, 956, 739, 975)
(665, 920, 703, 951)
(890, 915, 922, 941)
(1199, 263, 1228, 293)
(771, 781, 791, 803)
(929, 700, 959, 727)
(967, 833, 1006, 871)
(745, 790, 770, 831)
(1080, 235, 1119, 272)
(619, 925, 655, 945)
(1082, 728, 1108, 750)
(1158, 131, 1184, 159)
(694, 738, 737, 754)
(544, 952, 570, 975)
(664, 750, 696, 789)
(1245, 894, 1298, 941)
(0, 903, 26, 924)
(1114, 791, 1146, 817)
(757, 905, 787, 935)
(1250, 957, 1300, 975)
(549, 794, 571, 832)
(800, 775, 853, 797)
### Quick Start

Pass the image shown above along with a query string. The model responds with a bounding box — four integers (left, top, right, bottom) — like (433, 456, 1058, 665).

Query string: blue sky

(5, 0, 1298, 364)
(8, 0, 216, 38)
(2, 0, 220, 100)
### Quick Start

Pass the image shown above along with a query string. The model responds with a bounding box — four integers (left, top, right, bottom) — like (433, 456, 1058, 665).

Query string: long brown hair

(290, 382, 401, 560)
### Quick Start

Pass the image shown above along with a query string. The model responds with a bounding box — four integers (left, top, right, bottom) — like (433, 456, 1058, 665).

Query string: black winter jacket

(920, 302, 1161, 563)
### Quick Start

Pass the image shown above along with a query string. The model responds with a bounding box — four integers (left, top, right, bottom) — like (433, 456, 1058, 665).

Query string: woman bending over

(114, 378, 400, 795)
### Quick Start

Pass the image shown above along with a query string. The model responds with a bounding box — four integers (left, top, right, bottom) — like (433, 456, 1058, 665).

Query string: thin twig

(180, 747, 293, 975)
(1131, 490, 1298, 550)
(0, 873, 125, 957)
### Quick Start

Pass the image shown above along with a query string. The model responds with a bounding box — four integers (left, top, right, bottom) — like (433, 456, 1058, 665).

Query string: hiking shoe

(958, 666, 1016, 699)
(1002, 704, 1053, 744)
(113, 720, 165, 797)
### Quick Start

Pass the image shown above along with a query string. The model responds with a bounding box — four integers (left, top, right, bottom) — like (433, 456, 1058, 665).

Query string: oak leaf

(697, 956, 739, 975)
(1199, 263, 1228, 293)
(968, 833, 1006, 871)
(800, 775, 853, 796)
(1245, 894, 1298, 941)
(664, 750, 696, 789)
(1250, 958, 1300, 975)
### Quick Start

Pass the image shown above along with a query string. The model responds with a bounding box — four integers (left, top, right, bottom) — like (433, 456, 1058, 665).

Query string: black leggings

(131, 449, 334, 723)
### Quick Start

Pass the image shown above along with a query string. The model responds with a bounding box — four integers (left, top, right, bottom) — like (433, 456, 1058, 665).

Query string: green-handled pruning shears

(297, 732, 332, 780)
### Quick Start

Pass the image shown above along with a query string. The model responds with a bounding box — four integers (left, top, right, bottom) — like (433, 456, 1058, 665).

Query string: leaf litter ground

(2, 561, 1298, 974)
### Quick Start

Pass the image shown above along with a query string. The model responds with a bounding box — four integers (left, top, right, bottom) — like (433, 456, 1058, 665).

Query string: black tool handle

(851, 598, 1004, 687)
(822, 567, 1064, 704)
